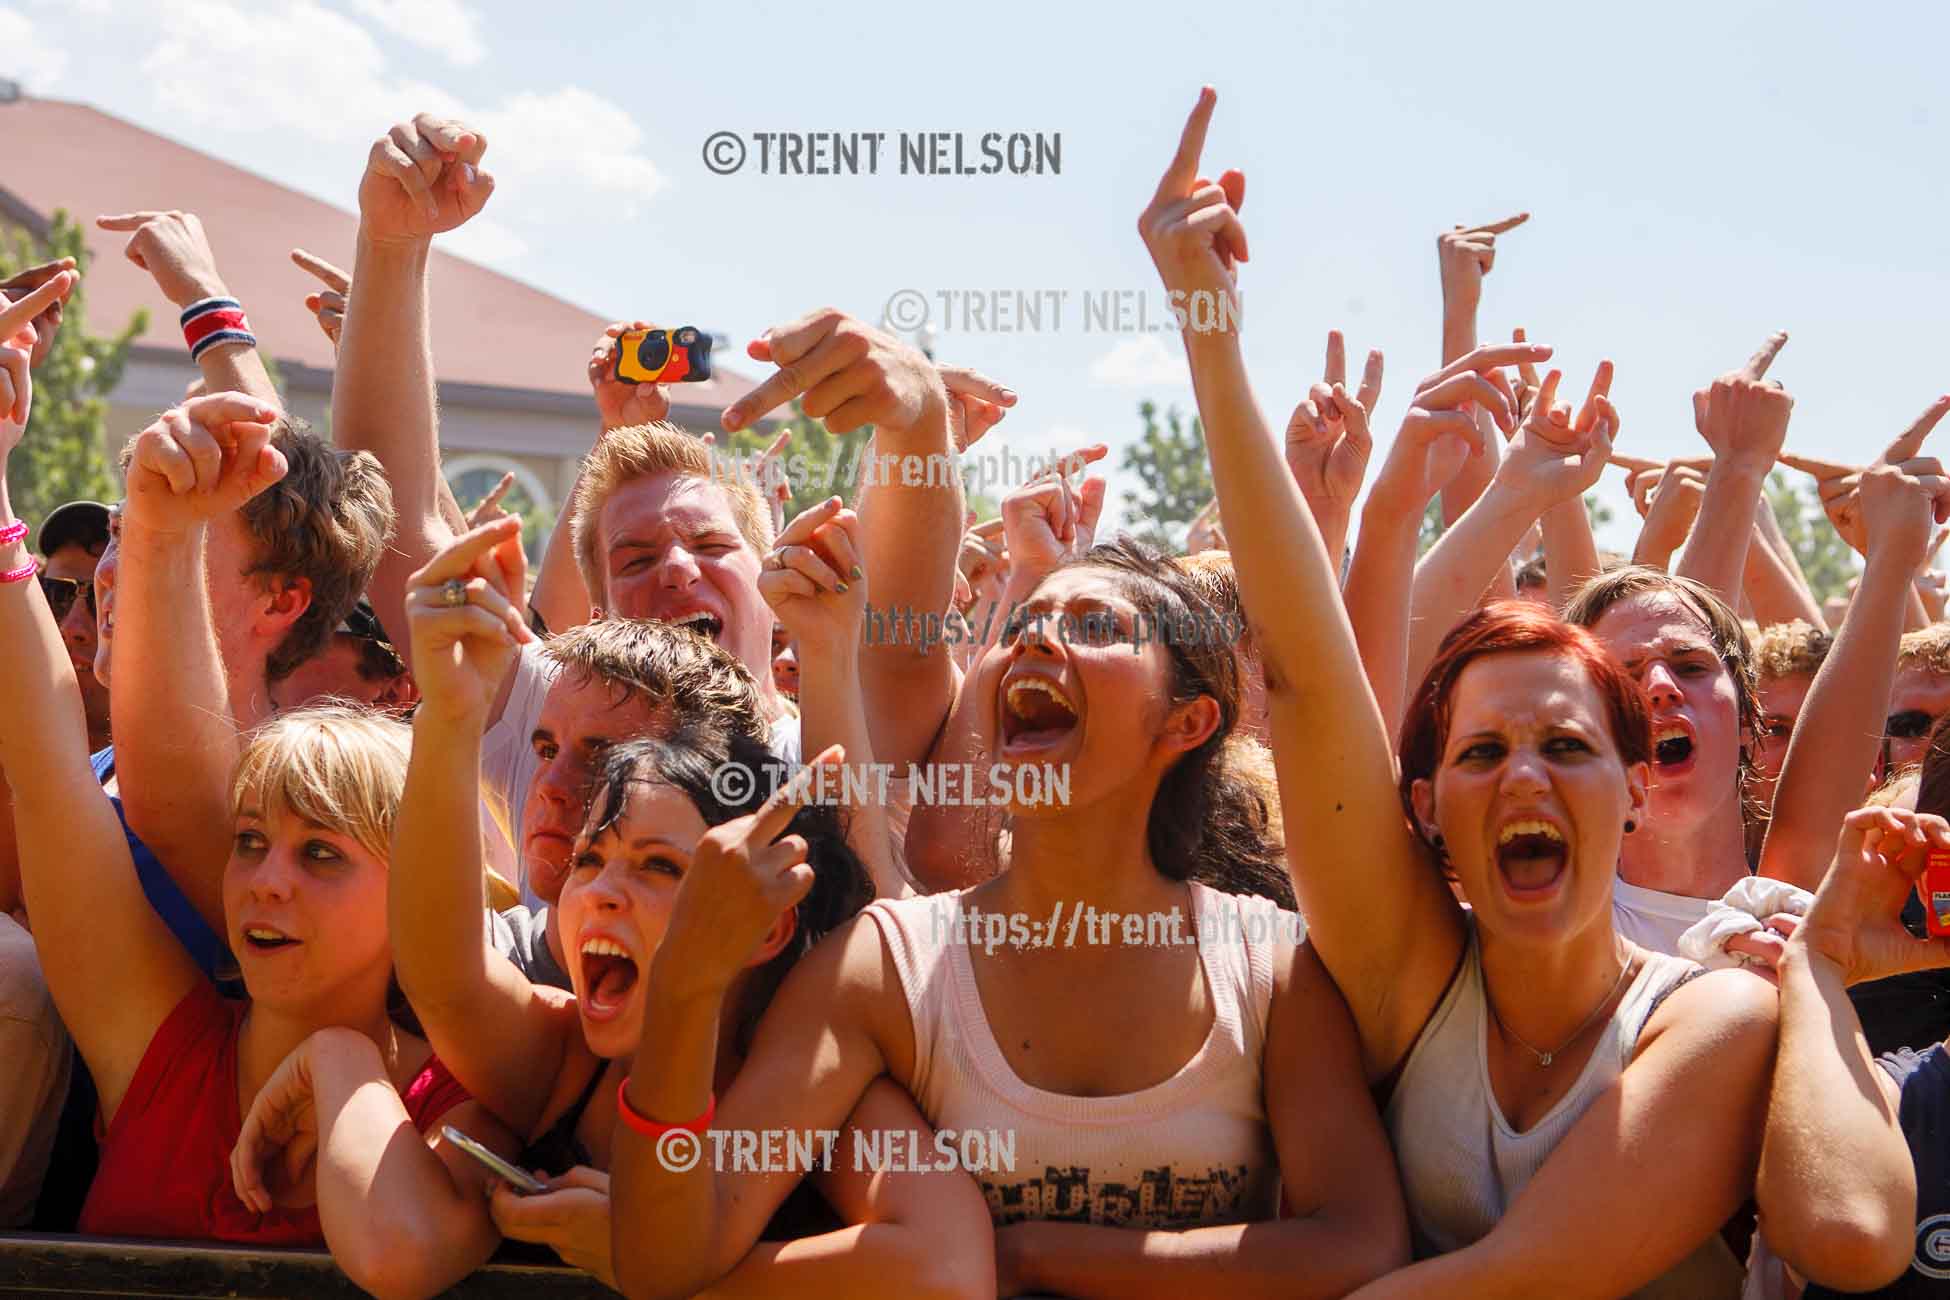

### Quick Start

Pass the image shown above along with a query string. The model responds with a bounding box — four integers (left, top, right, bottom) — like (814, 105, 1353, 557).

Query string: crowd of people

(4, 86, 1950, 1298)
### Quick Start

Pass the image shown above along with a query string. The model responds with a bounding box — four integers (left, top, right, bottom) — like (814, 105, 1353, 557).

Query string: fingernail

(835, 582, 848, 593)
(723, 406, 745, 429)
(463, 164, 477, 184)
(1000, 388, 1018, 402)
(850, 565, 863, 580)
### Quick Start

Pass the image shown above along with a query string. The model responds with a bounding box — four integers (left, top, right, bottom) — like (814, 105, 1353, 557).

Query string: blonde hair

(569, 422, 773, 605)
(1899, 624, 1950, 677)
(230, 703, 412, 862)
(1753, 620, 1833, 684)
(1175, 549, 1256, 659)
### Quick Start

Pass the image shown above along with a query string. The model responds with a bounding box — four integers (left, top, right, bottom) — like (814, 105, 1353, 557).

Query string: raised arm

(1407, 362, 1616, 691)
(1674, 333, 1792, 605)
(1344, 357, 1493, 738)
(725, 310, 976, 774)
(0, 280, 204, 1119)
(757, 499, 902, 896)
(233, 1027, 513, 1299)
(388, 520, 573, 1136)
(96, 211, 279, 407)
(1137, 89, 1481, 1076)
(112, 392, 296, 934)
(1760, 403, 1950, 888)
(333, 114, 493, 661)
(1759, 805, 1950, 1292)
(1435, 214, 1526, 526)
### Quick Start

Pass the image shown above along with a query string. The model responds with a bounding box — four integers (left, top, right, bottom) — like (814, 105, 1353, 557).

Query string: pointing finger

(289, 248, 350, 293)
(1324, 330, 1346, 388)
(1466, 212, 1530, 236)
(1153, 86, 1217, 206)
(1883, 395, 1950, 466)
(1740, 330, 1790, 381)
(0, 271, 75, 340)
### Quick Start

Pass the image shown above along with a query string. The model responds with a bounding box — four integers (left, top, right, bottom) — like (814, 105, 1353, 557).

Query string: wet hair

(1398, 603, 1652, 852)
(1048, 537, 1292, 907)
(1562, 565, 1765, 814)
(580, 730, 873, 1055)
(1753, 620, 1833, 684)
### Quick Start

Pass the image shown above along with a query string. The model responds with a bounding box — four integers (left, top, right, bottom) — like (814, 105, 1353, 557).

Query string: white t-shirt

(481, 641, 805, 909)
(1611, 879, 1716, 957)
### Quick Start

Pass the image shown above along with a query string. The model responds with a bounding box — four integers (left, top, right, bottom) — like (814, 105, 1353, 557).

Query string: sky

(7, 0, 1947, 552)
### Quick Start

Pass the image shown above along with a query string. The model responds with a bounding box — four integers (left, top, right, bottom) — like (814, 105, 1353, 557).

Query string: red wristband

(1, 559, 37, 584)
(616, 1076, 715, 1139)
(0, 520, 25, 547)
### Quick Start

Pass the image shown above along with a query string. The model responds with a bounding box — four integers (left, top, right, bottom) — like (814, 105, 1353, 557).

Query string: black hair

(582, 728, 873, 1054)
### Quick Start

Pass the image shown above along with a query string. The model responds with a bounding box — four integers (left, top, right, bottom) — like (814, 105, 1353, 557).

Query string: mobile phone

(1922, 848, 1950, 938)
(441, 1125, 548, 1194)
(615, 326, 713, 384)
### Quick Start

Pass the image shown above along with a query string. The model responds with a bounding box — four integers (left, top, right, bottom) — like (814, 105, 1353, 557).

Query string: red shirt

(79, 981, 471, 1245)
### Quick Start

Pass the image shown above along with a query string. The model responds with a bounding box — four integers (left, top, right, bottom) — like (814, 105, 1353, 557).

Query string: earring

(1624, 819, 1637, 834)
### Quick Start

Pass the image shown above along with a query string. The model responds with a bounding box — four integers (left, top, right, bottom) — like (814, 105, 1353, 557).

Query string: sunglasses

(1886, 710, 1938, 742)
(38, 574, 96, 622)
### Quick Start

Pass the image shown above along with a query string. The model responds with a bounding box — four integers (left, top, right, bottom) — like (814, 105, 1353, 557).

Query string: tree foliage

(0, 210, 145, 533)
(1765, 469, 1860, 605)
(1119, 400, 1213, 551)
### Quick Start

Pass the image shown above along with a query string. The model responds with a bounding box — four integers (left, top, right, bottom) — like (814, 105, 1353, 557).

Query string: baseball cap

(36, 500, 110, 557)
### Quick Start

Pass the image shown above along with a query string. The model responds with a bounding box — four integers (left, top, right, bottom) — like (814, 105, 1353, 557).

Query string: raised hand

(1509, 327, 1543, 422)
(0, 257, 77, 367)
(122, 392, 286, 534)
(1285, 330, 1384, 530)
(998, 444, 1108, 575)
(753, 427, 794, 531)
(757, 497, 866, 655)
(1796, 805, 1950, 986)
(1438, 213, 1528, 315)
(96, 210, 230, 308)
(1857, 455, 1950, 572)
(1185, 498, 1226, 555)
(650, 745, 839, 1000)
(465, 471, 517, 528)
(402, 516, 536, 722)
(723, 309, 946, 438)
(358, 113, 494, 246)
(0, 271, 73, 452)
(230, 1031, 329, 1213)
(1369, 341, 1548, 516)
(1492, 360, 1618, 515)
(1630, 463, 1709, 566)
(940, 364, 1015, 452)
(588, 320, 672, 430)
(290, 249, 349, 346)
(1693, 330, 1790, 454)
(1137, 87, 1247, 303)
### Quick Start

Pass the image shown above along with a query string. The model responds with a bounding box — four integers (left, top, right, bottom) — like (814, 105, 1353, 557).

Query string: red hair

(1398, 603, 1652, 824)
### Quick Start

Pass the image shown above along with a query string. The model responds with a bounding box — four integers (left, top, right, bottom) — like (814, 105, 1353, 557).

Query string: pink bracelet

(0, 559, 36, 584)
(0, 520, 25, 547)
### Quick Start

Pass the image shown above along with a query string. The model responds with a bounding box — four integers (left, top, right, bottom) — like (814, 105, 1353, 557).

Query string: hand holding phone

(442, 1124, 548, 1194)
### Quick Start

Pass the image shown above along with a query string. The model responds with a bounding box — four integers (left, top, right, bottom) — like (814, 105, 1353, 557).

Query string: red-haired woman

(1141, 87, 1779, 1297)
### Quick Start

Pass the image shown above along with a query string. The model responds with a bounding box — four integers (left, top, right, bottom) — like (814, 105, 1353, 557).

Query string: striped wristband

(181, 296, 256, 361)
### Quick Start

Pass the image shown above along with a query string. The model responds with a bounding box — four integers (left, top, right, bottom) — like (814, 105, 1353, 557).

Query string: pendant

(1537, 1052, 1553, 1067)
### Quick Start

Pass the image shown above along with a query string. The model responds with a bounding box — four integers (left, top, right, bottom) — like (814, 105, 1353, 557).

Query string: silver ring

(440, 579, 469, 608)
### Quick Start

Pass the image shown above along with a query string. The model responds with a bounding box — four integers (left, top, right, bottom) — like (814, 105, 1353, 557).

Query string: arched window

(444, 456, 556, 563)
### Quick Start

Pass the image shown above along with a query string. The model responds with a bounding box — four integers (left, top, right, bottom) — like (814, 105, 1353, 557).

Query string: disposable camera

(616, 326, 713, 384)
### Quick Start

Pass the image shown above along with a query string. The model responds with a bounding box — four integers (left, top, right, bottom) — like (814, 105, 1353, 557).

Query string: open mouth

(666, 611, 724, 640)
(241, 925, 300, 953)
(1495, 818, 1568, 894)
(1001, 675, 1080, 751)
(580, 936, 640, 1019)
(1652, 722, 1694, 769)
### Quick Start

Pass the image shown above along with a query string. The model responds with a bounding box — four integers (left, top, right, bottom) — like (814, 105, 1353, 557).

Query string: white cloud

(0, 6, 70, 89)
(135, 0, 663, 266)
(345, 0, 486, 66)
(1088, 335, 1191, 388)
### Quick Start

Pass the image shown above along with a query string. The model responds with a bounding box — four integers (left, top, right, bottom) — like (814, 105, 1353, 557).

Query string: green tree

(1119, 400, 1213, 550)
(1417, 498, 1446, 556)
(0, 211, 146, 532)
(1765, 470, 1859, 606)
(719, 402, 873, 523)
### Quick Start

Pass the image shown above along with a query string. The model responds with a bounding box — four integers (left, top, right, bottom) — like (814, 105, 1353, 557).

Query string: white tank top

(1385, 921, 1744, 1297)
(868, 882, 1291, 1228)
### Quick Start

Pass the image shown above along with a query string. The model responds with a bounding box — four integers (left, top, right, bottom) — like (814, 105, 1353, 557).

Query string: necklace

(1487, 954, 1636, 1068)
